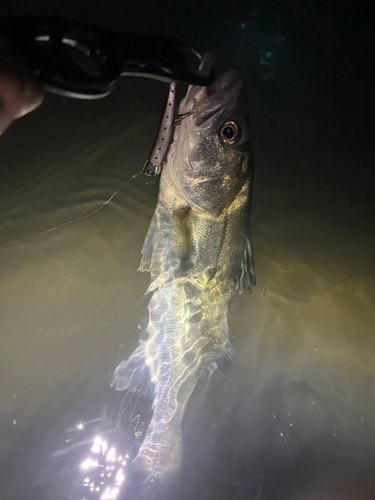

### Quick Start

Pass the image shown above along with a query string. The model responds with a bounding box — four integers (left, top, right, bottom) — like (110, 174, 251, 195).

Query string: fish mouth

(194, 69, 241, 106)
(194, 52, 240, 99)
(182, 55, 242, 125)
(191, 71, 241, 126)
(206, 71, 241, 99)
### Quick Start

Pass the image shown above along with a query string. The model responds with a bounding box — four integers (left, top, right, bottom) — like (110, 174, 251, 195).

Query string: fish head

(168, 67, 253, 217)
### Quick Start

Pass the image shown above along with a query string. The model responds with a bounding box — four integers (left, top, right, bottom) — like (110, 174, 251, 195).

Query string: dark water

(0, 3, 374, 500)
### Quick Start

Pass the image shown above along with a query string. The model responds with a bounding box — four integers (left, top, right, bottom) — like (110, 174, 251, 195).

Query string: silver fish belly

(112, 70, 255, 478)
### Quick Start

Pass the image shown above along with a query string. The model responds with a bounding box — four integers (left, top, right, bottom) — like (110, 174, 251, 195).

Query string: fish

(111, 64, 255, 479)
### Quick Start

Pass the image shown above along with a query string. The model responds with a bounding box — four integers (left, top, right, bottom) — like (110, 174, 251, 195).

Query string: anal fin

(111, 341, 154, 399)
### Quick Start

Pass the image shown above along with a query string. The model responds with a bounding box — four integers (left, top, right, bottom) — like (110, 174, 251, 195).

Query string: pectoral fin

(172, 207, 192, 272)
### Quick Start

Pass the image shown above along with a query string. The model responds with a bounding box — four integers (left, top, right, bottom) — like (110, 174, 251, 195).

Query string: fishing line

(3, 171, 143, 245)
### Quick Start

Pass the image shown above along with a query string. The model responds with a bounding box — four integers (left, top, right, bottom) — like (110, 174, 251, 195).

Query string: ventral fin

(172, 207, 192, 272)
(139, 213, 158, 273)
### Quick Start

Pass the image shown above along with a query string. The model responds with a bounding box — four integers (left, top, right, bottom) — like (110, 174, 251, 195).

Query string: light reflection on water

(50, 389, 151, 500)
(79, 433, 126, 499)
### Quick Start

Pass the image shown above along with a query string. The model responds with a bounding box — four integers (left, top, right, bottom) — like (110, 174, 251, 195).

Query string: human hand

(0, 37, 44, 134)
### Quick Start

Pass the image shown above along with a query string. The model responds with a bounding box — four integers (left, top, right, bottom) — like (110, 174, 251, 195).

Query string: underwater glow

(77, 434, 128, 498)
(106, 448, 117, 462)
(81, 458, 100, 470)
(91, 437, 108, 455)
(100, 487, 120, 499)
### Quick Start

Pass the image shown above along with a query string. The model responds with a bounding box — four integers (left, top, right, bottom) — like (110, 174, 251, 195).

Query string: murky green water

(0, 12, 374, 500)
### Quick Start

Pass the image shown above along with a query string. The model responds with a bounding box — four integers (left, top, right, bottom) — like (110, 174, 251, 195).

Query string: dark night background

(0, 1, 374, 500)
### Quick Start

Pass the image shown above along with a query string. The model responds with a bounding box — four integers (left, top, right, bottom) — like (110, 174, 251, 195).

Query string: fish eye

(219, 122, 239, 145)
